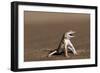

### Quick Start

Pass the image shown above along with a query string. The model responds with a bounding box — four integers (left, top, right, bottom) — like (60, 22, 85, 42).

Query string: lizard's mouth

(69, 33, 75, 38)
(69, 34, 73, 36)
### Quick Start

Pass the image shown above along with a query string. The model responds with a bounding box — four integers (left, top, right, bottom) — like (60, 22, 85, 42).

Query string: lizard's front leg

(64, 40, 70, 57)
(68, 40, 78, 55)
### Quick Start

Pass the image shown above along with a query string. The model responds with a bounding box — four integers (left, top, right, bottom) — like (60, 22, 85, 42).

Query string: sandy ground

(24, 11, 90, 62)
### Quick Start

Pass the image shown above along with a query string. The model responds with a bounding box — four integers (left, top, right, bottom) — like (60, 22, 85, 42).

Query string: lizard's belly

(64, 39, 70, 45)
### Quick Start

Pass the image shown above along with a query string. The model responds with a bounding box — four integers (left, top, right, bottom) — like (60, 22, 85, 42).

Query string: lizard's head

(64, 31, 75, 39)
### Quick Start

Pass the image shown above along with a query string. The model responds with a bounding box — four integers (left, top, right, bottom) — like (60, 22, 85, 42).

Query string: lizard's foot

(74, 52, 78, 56)
(65, 54, 70, 58)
